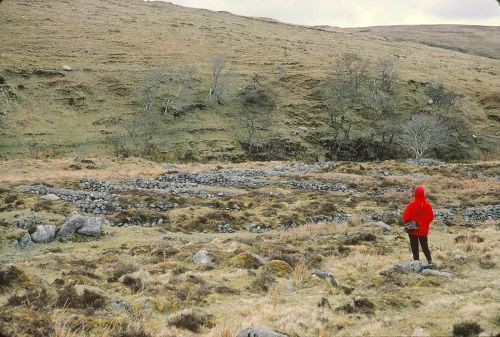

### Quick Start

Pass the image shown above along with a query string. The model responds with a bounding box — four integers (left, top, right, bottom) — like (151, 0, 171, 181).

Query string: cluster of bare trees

(140, 66, 198, 117)
(114, 50, 466, 161)
(114, 55, 239, 158)
(323, 52, 466, 160)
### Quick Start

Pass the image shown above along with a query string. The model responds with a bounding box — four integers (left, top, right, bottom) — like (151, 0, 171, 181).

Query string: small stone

(111, 300, 129, 309)
(312, 270, 338, 286)
(41, 194, 61, 201)
(12, 240, 21, 249)
(236, 328, 288, 337)
(421, 269, 453, 278)
(63, 65, 73, 71)
(192, 250, 214, 267)
(453, 252, 467, 262)
(366, 221, 393, 234)
(394, 260, 423, 273)
(19, 233, 34, 248)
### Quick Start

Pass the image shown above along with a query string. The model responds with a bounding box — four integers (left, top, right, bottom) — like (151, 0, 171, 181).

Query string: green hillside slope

(0, 0, 499, 161)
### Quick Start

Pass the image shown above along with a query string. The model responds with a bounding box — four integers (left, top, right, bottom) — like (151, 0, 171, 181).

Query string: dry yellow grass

(1, 160, 499, 336)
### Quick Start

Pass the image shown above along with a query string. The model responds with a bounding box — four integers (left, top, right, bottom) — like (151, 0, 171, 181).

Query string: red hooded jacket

(402, 186, 434, 236)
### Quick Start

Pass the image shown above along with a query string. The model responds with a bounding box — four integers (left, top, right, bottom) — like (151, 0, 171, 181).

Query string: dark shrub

(168, 311, 213, 333)
(452, 321, 482, 337)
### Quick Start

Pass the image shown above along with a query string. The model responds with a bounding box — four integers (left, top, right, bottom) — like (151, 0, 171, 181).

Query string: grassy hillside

(345, 25, 500, 60)
(0, 0, 499, 161)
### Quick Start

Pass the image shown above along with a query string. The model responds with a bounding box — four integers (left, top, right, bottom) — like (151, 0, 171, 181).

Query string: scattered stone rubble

(19, 184, 122, 214)
(434, 210, 456, 222)
(464, 205, 500, 221)
(15, 216, 42, 229)
(156, 169, 354, 193)
(248, 223, 272, 233)
(143, 201, 178, 212)
(218, 224, 235, 233)
(126, 178, 226, 199)
(159, 170, 269, 188)
(406, 158, 445, 166)
(80, 179, 121, 193)
(279, 180, 353, 192)
(393, 261, 453, 278)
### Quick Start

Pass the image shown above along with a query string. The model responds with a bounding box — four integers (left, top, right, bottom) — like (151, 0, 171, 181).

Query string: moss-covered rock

(264, 260, 293, 277)
(230, 252, 262, 269)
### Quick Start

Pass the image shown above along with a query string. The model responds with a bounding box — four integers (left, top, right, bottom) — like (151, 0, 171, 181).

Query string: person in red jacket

(403, 185, 434, 266)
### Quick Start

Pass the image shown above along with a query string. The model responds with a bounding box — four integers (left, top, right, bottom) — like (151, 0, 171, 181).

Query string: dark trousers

(408, 235, 432, 262)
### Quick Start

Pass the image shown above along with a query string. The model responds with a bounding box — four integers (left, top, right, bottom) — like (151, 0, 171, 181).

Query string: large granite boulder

(59, 212, 107, 237)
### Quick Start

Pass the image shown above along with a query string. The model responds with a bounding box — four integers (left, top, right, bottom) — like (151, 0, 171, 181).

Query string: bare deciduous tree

(325, 77, 354, 141)
(237, 75, 277, 156)
(142, 69, 165, 114)
(399, 114, 449, 159)
(369, 78, 401, 143)
(336, 53, 369, 92)
(323, 53, 368, 142)
(377, 57, 399, 93)
(207, 55, 229, 105)
(162, 67, 197, 116)
(112, 113, 162, 158)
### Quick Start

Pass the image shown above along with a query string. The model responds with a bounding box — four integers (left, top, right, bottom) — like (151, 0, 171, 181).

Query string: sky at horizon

(162, 0, 500, 27)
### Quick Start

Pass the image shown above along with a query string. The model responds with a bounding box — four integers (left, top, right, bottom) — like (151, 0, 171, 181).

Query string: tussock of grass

(167, 310, 214, 333)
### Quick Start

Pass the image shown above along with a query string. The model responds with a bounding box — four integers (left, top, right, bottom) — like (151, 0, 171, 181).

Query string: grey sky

(166, 0, 500, 27)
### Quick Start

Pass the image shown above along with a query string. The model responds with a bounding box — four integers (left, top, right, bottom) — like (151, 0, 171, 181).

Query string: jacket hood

(414, 185, 426, 200)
